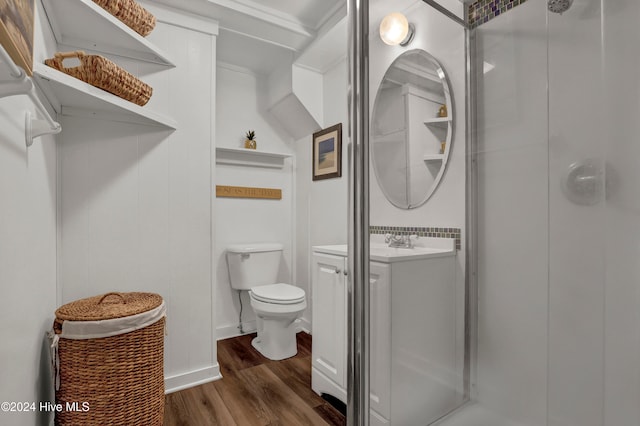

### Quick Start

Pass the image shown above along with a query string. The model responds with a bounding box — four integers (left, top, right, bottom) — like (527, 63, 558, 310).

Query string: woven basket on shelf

(44, 51, 153, 106)
(92, 0, 156, 36)
(51, 292, 166, 426)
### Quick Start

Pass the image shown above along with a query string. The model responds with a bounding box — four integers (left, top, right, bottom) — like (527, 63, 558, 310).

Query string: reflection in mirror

(371, 49, 453, 209)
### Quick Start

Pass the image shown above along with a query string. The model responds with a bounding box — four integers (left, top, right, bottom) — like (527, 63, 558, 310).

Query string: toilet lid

(251, 283, 306, 304)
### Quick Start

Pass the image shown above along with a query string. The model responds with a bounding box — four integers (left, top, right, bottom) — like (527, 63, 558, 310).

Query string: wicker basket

(92, 0, 156, 37)
(45, 51, 153, 106)
(51, 292, 166, 426)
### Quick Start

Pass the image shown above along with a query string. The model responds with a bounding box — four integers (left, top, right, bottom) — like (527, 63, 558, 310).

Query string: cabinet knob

(335, 269, 341, 274)
(343, 270, 348, 276)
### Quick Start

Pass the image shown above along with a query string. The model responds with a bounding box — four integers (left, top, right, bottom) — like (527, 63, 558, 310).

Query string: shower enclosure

(347, 0, 640, 425)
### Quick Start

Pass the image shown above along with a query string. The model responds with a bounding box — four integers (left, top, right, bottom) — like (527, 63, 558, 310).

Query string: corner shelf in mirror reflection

(372, 128, 406, 144)
(423, 154, 444, 162)
(423, 117, 451, 129)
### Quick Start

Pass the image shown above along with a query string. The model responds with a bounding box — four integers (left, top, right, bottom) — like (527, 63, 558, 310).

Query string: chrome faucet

(384, 233, 418, 248)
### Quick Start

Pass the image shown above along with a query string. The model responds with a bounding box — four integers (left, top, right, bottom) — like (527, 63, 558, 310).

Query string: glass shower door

(350, 0, 640, 425)
(363, 1, 470, 425)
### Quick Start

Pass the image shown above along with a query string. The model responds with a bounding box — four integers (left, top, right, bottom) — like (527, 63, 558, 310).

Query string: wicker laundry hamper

(50, 292, 166, 426)
(45, 51, 153, 106)
(92, 0, 156, 36)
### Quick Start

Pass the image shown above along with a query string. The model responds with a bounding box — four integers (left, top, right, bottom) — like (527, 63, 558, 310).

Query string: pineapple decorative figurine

(244, 130, 257, 149)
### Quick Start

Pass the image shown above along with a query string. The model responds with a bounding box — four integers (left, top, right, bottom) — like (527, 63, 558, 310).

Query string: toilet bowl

(249, 283, 306, 360)
(226, 243, 307, 360)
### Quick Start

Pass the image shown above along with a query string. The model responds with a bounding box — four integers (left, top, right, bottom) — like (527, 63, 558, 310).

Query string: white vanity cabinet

(311, 242, 458, 426)
(311, 252, 348, 391)
(311, 247, 392, 425)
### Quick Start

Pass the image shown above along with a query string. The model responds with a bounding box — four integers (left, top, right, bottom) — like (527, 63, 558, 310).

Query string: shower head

(548, 0, 573, 13)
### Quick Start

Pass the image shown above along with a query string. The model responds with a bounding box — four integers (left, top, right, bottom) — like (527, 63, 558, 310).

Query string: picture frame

(312, 123, 342, 181)
(0, 0, 35, 76)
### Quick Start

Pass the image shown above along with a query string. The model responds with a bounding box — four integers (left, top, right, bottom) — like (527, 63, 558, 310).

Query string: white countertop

(313, 241, 455, 264)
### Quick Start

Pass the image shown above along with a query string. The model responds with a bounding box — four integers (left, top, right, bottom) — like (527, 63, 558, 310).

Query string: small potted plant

(244, 130, 257, 149)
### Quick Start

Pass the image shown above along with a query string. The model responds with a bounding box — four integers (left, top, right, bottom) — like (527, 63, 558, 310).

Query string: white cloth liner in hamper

(48, 302, 166, 390)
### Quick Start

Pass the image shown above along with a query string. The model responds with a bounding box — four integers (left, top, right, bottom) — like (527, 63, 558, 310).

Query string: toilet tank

(227, 243, 283, 290)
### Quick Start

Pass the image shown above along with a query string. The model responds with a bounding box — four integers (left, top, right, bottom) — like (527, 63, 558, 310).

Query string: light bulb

(379, 13, 414, 46)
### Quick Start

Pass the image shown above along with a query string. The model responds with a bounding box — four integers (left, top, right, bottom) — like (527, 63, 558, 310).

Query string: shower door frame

(346, 1, 477, 425)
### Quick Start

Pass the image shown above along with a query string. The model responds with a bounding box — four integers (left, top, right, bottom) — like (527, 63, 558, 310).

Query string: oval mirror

(371, 49, 453, 209)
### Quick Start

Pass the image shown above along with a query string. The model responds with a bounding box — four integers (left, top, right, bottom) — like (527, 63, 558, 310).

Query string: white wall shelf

(423, 117, 451, 129)
(216, 147, 292, 168)
(41, 0, 175, 67)
(33, 63, 177, 129)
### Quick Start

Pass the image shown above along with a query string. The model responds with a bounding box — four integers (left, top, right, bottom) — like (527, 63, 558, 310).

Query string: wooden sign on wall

(216, 185, 282, 200)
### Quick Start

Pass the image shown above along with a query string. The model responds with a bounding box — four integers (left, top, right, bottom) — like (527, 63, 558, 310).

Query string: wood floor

(163, 332, 346, 426)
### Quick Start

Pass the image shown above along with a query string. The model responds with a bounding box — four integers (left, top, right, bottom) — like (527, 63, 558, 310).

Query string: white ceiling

(216, 28, 295, 75)
(149, 0, 346, 74)
(149, 0, 466, 75)
(230, 0, 344, 29)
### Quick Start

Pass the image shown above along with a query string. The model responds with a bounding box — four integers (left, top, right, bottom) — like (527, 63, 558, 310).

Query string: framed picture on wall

(0, 0, 35, 76)
(312, 123, 342, 181)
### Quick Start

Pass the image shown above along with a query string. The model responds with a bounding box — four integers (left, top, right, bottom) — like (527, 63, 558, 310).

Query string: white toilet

(226, 243, 307, 360)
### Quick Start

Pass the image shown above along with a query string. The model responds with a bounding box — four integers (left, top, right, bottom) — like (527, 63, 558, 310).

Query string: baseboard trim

(164, 365, 221, 394)
(216, 317, 312, 340)
(216, 321, 257, 340)
(297, 316, 311, 334)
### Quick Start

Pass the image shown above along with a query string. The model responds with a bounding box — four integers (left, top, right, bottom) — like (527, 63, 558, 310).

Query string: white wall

(294, 58, 349, 328)
(57, 6, 219, 393)
(214, 64, 296, 338)
(0, 3, 58, 425)
(369, 1, 466, 230)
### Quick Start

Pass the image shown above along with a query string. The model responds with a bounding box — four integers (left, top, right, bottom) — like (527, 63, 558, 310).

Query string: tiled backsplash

(370, 225, 462, 250)
(468, 0, 529, 28)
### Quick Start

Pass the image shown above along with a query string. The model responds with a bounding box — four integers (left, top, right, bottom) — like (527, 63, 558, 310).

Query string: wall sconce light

(379, 12, 415, 46)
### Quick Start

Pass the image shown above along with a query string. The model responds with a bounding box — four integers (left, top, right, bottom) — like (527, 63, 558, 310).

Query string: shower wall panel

(475, 1, 549, 424)
(602, 0, 640, 424)
(475, 0, 640, 425)
(547, 2, 605, 424)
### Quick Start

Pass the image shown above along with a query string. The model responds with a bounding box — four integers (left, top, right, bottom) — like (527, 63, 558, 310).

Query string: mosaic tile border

(467, 0, 529, 29)
(370, 226, 462, 250)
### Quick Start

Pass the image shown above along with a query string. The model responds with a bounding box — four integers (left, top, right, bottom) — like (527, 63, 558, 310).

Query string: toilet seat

(250, 283, 305, 305)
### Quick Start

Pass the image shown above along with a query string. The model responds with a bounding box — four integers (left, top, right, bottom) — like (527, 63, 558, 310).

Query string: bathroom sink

(313, 242, 455, 263)
(369, 244, 454, 262)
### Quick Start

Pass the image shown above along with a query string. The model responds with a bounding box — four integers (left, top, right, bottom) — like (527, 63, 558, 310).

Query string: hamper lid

(55, 292, 163, 322)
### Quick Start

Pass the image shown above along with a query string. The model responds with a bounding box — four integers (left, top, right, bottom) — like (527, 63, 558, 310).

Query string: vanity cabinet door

(370, 261, 391, 421)
(312, 253, 347, 388)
